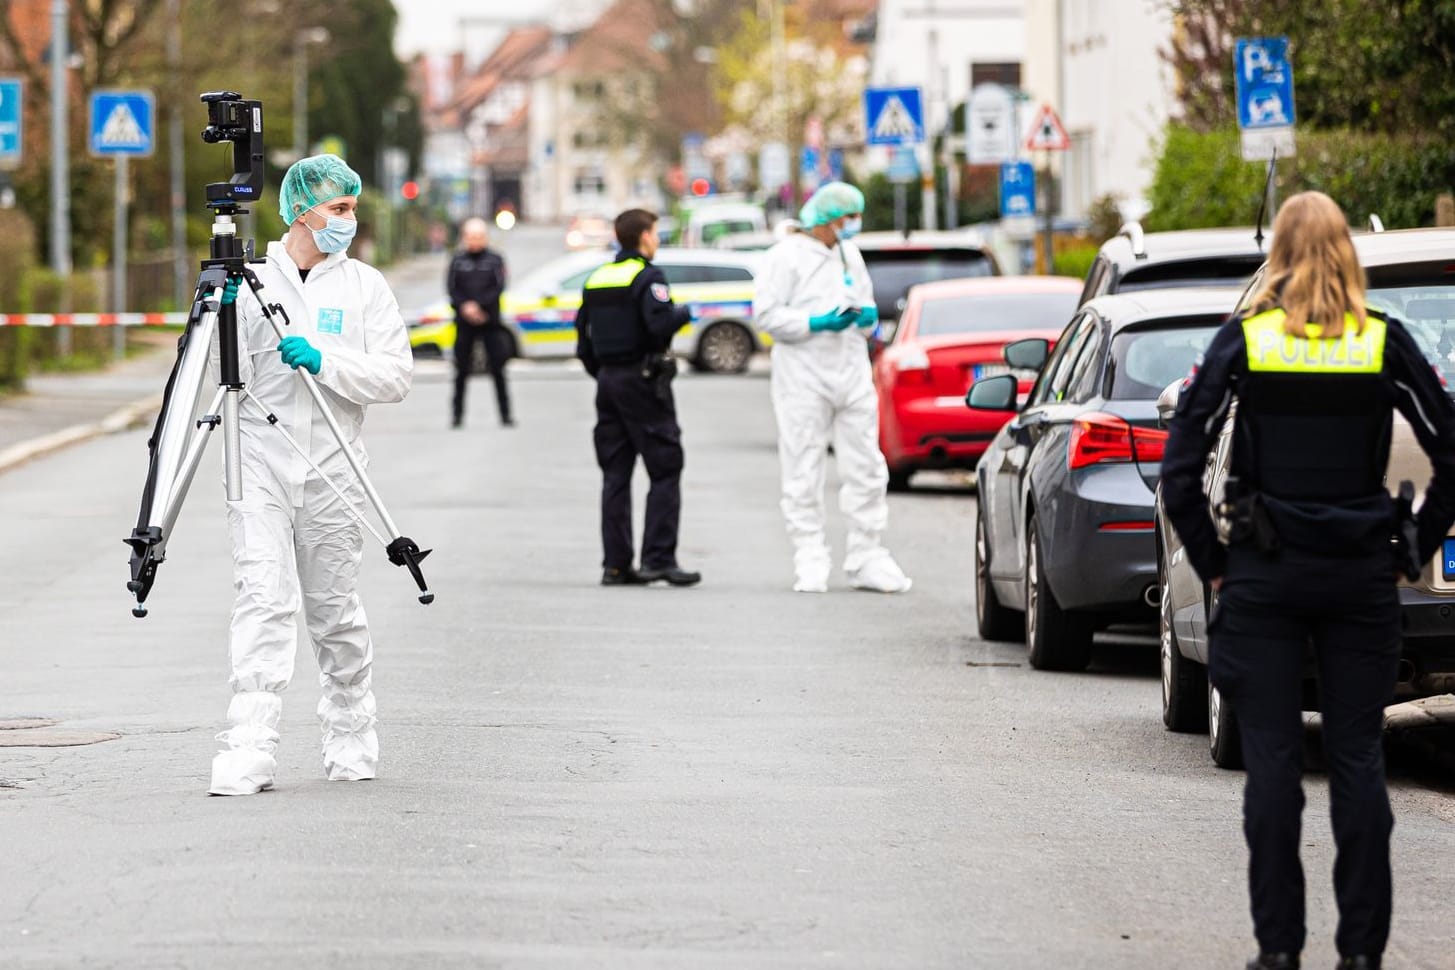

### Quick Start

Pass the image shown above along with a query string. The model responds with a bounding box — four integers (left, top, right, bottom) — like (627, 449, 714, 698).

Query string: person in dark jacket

(1162, 191, 1455, 970)
(446, 217, 511, 427)
(575, 208, 700, 587)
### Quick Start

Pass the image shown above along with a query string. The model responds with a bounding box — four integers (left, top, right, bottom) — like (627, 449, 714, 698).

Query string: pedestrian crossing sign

(864, 87, 924, 146)
(89, 90, 155, 157)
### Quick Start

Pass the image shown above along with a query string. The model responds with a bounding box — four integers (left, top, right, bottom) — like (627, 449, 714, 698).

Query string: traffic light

(690, 177, 710, 197)
(400, 180, 420, 201)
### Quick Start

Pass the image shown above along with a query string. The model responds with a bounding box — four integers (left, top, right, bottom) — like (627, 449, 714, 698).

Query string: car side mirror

(1156, 380, 1182, 427)
(966, 374, 1018, 411)
(1004, 338, 1050, 372)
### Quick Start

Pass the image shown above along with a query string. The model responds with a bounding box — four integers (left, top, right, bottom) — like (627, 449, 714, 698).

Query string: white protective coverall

(753, 232, 911, 593)
(210, 240, 413, 794)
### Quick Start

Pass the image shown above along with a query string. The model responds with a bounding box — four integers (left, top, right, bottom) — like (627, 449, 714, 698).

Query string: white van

(682, 202, 767, 249)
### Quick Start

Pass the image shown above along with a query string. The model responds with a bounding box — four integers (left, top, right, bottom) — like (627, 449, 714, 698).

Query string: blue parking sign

(999, 161, 1036, 219)
(89, 90, 155, 157)
(0, 77, 21, 163)
(1235, 37, 1295, 131)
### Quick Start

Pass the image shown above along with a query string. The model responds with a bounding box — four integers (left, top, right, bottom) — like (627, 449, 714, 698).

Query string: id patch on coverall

(317, 308, 344, 334)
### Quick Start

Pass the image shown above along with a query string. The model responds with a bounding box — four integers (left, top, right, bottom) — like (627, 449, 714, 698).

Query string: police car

(407, 248, 765, 374)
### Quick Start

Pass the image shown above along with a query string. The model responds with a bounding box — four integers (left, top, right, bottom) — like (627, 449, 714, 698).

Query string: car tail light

(1068, 412, 1169, 469)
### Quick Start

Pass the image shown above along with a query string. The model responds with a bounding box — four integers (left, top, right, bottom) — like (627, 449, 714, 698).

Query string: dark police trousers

(593, 363, 682, 570)
(1209, 543, 1400, 958)
(453, 323, 512, 424)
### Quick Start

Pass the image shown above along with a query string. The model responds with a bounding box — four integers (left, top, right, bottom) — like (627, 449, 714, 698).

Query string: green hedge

(1147, 125, 1455, 231)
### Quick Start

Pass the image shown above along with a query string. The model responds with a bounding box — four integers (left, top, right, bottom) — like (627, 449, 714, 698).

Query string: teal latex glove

(277, 335, 322, 375)
(220, 277, 241, 305)
(854, 305, 879, 328)
(808, 309, 855, 332)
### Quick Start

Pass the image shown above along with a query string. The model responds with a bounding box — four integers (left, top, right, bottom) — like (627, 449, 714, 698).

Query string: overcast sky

(393, 0, 560, 58)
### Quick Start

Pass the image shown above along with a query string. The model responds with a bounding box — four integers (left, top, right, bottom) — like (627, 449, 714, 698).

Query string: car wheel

(1160, 547, 1209, 733)
(887, 467, 913, 492)
(694, 322, 754, 374)
(1024, 515, 1093, 671)
(1208, 679, 1243, 769)
(976, 508, 1022, 642)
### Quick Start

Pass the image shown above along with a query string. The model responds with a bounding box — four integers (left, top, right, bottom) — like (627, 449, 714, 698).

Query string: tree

(1161, 1, 1455, 137)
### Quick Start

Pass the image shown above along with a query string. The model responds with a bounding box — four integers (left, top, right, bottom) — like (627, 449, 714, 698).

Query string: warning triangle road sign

(1025, 103, 1071, 152)
(99, 103, 147, 148)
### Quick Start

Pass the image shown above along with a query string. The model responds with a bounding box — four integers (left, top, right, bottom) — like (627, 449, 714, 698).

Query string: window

(860, 248, 995, 320)
(1064, 323, 1106, 402)
(1078, 257, 1110, 306)
(1030, 314, 1094, 406)
(560, 268, 595, 291)
(573, 171, 606, 195)
(1118, 255, 1265, 292)
(572, 80, 606, 101)
(1107, 320, 1222, 399)
(916, 292, 1079, 338)
(971, 62, 1021, 88)
(572, 130, 608, 149)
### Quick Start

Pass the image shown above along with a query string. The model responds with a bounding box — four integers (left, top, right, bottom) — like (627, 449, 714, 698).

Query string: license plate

(1443, 537, 1455, 581)
(972, 363, 1009, 381)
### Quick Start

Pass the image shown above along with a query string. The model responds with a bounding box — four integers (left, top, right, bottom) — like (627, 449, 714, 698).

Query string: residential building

(1023, 0, 1175, 219)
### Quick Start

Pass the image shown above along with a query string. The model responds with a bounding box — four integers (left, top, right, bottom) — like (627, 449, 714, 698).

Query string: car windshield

(1107, 320, 1222, 399)
(701, 219, 760, 245)
(916, 292, 1078, 337)
(862, 250, 994, 318)
(1366, 274, 1455, 390)
(1117, 255, 1265, 293)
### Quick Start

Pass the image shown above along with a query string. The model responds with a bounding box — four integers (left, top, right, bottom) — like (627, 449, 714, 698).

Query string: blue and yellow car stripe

(408, 281, 763, 357)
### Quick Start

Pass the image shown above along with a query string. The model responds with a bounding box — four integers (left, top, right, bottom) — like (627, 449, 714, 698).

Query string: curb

(0, 392, 163, 476)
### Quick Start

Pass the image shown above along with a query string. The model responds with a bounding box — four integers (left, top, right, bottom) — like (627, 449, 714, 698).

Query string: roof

(1352, 227, 1455, 269)
(910, 276, 1083, 300)
(557, 0, 666, 75)
(1098, 226, 1269, 266)
(439, 26, 554, 126)
(1083, 286, 1244, 329)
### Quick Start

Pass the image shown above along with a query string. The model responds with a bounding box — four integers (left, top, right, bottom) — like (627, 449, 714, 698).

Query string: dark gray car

(968, 287, 1241, 671)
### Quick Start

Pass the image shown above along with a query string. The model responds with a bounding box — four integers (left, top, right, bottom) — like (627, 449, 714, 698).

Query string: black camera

(199, 90, 264, 209)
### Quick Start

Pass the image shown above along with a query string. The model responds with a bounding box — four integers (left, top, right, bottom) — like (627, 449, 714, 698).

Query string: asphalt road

(3, 240, 1454, 968)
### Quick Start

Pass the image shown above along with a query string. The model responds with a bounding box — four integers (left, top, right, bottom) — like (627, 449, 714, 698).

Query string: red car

(874, 276, 1082, 490)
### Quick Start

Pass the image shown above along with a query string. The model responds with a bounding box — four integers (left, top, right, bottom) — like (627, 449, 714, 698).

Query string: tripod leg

(158, 386, 228, 543)
(240, 392, 387, 548)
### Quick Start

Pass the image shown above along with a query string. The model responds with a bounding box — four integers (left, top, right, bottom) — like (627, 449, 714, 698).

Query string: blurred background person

(447, 217, 511, 428)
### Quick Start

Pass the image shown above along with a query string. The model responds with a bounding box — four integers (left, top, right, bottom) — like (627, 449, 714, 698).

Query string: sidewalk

(0, 253, 449, 475)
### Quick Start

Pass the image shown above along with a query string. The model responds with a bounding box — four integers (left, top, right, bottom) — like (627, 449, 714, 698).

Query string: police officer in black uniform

(447, 217, 512, 427)
(1162, 192, 1455, 970)
(575, 208, 701, 587)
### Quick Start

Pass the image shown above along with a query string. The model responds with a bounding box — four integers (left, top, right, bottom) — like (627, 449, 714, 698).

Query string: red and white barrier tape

(0, 313, 189, 327)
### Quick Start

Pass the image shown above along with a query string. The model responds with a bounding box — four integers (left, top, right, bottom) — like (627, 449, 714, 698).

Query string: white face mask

(838, 216, 863, 240)
(305, 204, 358, 253)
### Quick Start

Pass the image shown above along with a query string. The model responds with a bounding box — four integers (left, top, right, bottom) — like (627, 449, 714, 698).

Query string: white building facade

(1023, 0, 1176, 220)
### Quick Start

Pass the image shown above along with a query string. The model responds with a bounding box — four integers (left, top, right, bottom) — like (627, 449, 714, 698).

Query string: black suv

(1078, 224, 1271, 307)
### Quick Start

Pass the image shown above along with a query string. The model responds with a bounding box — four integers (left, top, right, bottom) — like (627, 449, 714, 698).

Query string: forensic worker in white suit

(753, 182, 912, 594)
(209, 154, 414, 796)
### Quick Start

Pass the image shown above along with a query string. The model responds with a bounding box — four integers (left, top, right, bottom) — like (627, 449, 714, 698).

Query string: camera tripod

(125, 91, 431, 618)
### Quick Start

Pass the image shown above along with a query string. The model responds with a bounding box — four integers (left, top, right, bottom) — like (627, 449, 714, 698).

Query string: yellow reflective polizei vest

(1241, 308, 1386, 374)
(584, 258, 646, 291)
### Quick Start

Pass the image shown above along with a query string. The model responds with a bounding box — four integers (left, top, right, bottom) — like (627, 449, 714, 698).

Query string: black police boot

(601, 567, 648, 586)
(637, 565, 702, 587)
(1335, 957, 1379, 970)
(1246, 954, 1299, 970)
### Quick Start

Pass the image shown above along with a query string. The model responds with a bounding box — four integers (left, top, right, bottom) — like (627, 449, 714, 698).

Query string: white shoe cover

(209, 747, 277, 796)
(792, 547, 831, 593)
(848, 553, 913, 593)
(208, 690, 280, 796)
(320, 690, 378, 782)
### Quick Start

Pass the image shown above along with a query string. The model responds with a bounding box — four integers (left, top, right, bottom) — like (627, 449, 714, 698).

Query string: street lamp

(293, 27, 330, 160)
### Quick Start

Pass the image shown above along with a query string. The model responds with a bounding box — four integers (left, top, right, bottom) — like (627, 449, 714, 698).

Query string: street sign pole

(112, 156, 128, 360)
(50, 0, 72, 356)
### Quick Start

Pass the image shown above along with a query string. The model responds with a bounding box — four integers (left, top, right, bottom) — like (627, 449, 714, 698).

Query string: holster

(1218, 476, 1280, 553)
(642, 353, 677, 402)
(1392, 479, 1421, 580)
